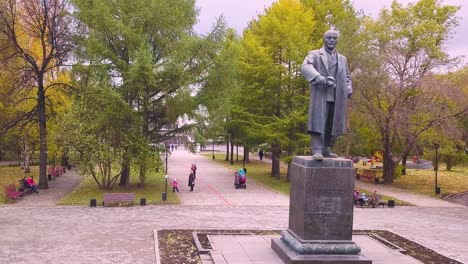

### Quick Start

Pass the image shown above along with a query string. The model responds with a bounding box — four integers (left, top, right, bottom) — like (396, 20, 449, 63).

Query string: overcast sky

(194, 0, 467, 64)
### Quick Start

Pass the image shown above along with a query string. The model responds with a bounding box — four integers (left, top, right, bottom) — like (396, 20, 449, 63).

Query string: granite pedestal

(272, 156, 371, 264)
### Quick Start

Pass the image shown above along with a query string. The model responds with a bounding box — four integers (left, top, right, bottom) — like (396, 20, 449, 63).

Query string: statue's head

(323, 29, 339, 51)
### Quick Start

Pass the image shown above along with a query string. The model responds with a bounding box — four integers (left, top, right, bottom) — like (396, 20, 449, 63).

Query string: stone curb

(153, 230, 161, 264)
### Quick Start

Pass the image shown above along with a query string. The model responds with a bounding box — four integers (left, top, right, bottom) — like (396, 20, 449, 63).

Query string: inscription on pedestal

(288, 157, 355, 241)
(272, 156, 371, 263)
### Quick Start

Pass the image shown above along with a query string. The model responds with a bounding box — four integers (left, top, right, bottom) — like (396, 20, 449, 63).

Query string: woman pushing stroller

(234, 168, 247, 189)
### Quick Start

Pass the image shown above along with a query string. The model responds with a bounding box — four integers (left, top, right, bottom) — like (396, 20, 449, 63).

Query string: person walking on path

(172, 179, 179, 192)
(259, 149, 264, 161)
(188, 172, 195, 192)
(191, 163, 197, 179)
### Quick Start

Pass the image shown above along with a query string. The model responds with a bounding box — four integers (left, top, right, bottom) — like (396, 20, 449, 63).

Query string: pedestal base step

(272, 238, 372, 264)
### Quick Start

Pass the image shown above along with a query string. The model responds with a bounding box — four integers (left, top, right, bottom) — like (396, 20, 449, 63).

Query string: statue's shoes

(313, 152, 323, 160)
(323, 151, 338, 158)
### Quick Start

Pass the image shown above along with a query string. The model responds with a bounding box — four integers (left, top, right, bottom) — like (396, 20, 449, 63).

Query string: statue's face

(324, 34, 338, 50)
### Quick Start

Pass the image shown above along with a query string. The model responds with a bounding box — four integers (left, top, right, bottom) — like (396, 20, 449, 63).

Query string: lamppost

(162, 143, 169, 201)
(434, 142, 440, 194)
(212, 140, 215, 160)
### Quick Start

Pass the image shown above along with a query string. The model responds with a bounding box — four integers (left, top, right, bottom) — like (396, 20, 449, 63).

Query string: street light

(212, 140, 215, 160)
(434, 143, 441, 194)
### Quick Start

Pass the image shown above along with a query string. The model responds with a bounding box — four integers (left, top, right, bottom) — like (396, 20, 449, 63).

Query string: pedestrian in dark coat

(191, 164, 197, 179)
(259, 149, 264, 161)
(188, 173, 195, 192)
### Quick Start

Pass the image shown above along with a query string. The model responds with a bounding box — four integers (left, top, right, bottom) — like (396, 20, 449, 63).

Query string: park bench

(48, 166, 60, 180)
(5, 184, 24, 200)
(102, 193, 135, 206)
(357, 169, 379, 183)
(55, 165, 66, 174)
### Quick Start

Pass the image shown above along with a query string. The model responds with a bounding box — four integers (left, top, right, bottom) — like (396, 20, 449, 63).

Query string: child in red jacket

(172, 179, 179, 192)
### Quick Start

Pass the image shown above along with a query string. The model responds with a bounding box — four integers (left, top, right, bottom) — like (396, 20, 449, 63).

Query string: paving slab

(207, 235, 422, 264)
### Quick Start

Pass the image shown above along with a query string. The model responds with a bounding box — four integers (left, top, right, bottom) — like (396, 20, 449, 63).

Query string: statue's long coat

(301, 47, 352, 136)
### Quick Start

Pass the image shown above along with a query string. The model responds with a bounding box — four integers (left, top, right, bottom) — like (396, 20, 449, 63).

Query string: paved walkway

(13, 170, 83, 207)
(1, 148, 468, 264)
(354, 180, 462, 207)
(168, 149, 288, 206)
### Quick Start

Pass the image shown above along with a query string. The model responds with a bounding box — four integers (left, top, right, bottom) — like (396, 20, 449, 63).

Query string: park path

(6, 169, 82, 207)
(354, 180, 463, 207)
(227, 145, 463, 208)
(167, 147, 289, 206)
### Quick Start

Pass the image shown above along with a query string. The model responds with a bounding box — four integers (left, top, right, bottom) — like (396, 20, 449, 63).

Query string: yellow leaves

(245, 0, 315, 62)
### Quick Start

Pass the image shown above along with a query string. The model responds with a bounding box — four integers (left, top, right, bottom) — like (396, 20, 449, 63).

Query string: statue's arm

(301, 52, 320, 83)
(345, 57, 352, 98)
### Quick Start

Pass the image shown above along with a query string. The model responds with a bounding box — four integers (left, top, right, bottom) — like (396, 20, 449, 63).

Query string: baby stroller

(234, 169, 247, 189)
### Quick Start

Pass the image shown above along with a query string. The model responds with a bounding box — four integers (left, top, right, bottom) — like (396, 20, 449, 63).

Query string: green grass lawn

(0, 166, 39, 204)
(393, 165, 468, 198)
(204, 154, 291, 195)
(59, 169, 179, 205)
(355, 162, 468, 198)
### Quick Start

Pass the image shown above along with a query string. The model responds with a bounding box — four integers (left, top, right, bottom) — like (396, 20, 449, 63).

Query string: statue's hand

(314, 75, 326, 85)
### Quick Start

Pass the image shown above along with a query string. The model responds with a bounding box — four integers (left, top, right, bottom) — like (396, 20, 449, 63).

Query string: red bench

(55, 165, 66, 174)
(102, 193, 135, 206)
(48, 166, 60, 178)
(5, 184, 24, 200)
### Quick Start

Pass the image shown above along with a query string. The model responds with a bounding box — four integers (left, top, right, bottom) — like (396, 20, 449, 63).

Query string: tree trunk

(37, 80, 48, 189)
(382, 135, 396, 184)
(225, 140, 229, 161)
(23, 142, 31, 173)
(401, 154, 407, 175)
(139, 98, 150, 186)
(139, 164, 146, 187)
(236, 145, 238, 161)
(230, 140, 234, 165)
(243, 146, 250, 163)
(119, 161, 130, 186)
(271, 144, 280, 179)
(286, 141, 293, 181)
(446, 161, 453, 171)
